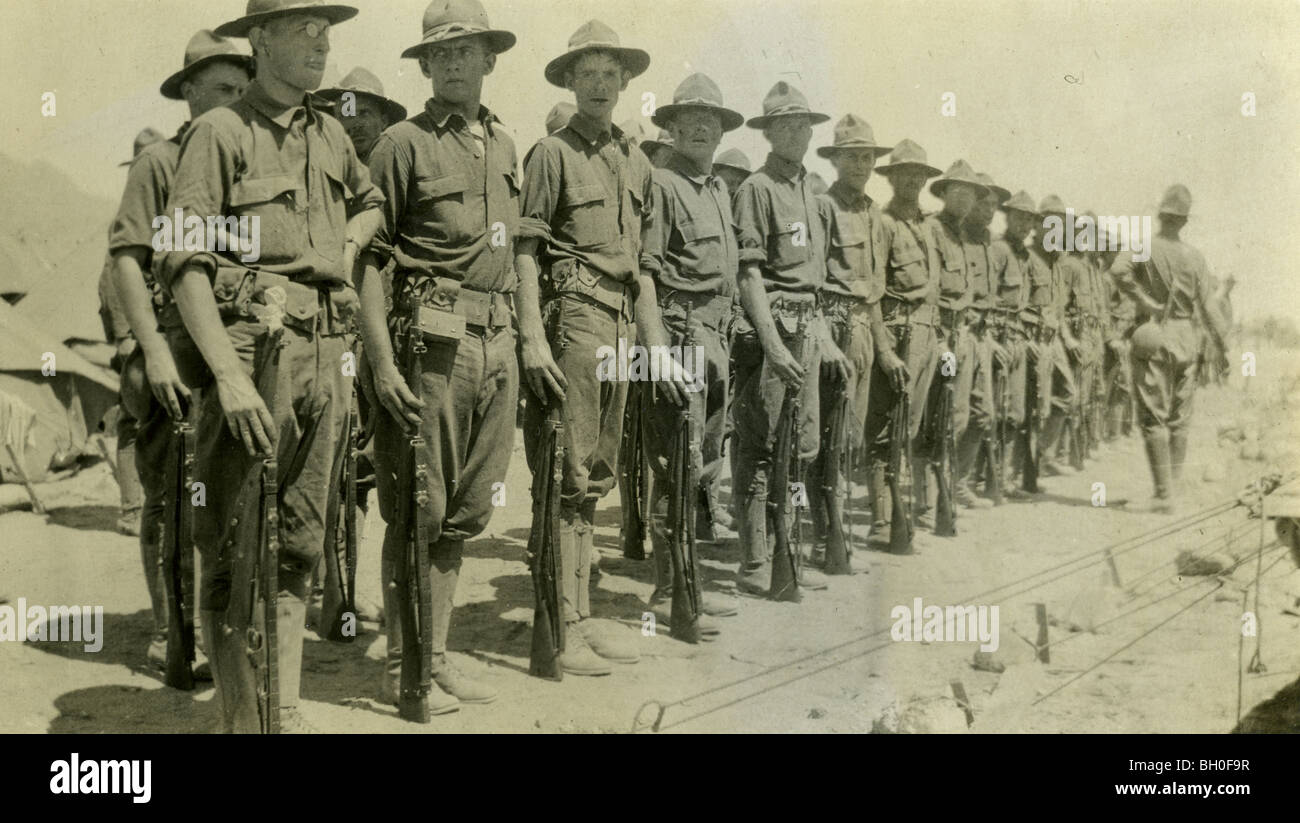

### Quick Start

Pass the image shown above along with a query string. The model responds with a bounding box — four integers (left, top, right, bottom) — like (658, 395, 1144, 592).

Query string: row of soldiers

(102, 0, 1230, 731)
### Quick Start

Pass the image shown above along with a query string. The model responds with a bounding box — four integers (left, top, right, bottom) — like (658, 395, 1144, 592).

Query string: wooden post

(1034, 602, 1050, 663)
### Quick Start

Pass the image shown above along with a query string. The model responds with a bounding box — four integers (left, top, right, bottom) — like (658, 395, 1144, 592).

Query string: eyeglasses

(426, 44, 485, 63)
(295, 21, 331, 39)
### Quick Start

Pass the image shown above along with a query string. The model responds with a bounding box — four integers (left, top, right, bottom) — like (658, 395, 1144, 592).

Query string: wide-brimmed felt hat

(929, 159, 988, 199)
(651, 73, 744, 133)
(548, 103, 580, 135)
(160, 30, 252, 100)
(1037, 194, 1069, 216)
(999, 190, 1037, 215)
(874, 138, 941, 177)
(713, 148, 752, 174)
(617, 117, 652, 145)
(816, 114, 892, 159)
(316, 67, 407, 124)
(639, 129, 674, 158)
(544, 19, 650, 88)
(1158, 184, 1191, 217)
(745, 81, 830, 129)
(973, 172, 1011, 205)
(119, 127, 166, 167)
(401, 0, 515, 60)
(215, 0, 359, 38)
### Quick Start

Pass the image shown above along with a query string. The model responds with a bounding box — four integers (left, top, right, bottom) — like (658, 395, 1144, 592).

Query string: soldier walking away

(516, 19, 662, 674)
(108, 32, 252, 678)
(358, 0, 519, 715)
(1111, 184, 1229, 514)
(159, 0, 384, 733)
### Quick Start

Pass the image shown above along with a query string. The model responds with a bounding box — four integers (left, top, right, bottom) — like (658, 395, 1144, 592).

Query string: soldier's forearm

(869, 301, 892, 358)
(357, 255, 397, 374)
(345, 209, 384, 251)
(633, 273, 668, 349)
(737, 264, 780, 351)
(514, 241, 547, 346)
(172, 266, 246, 382)
(112, 251, 169, 356)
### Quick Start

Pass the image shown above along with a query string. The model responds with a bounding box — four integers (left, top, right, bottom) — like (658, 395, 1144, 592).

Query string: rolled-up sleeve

(344, 134, 385, 220)
(155, 120, 236, 291)
(365, 132, 410, 264)
(518, 141, 559, 244)
(732, 179, 770, 266)
(109, 150, 169, 261)
(639, 177, 672, 279)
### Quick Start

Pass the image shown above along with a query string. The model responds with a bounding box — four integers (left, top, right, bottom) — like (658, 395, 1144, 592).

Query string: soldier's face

(941, 183, 978, 218)
(715, 167, 749, 195)
(340, 97, 387, 159)
(668, 110, 723, 168)
(968, 191, 998, 226)
(567, 53, 627, 122)
(420, 36, 495, 105)
(1005, 209, 1034, 240)
(830, 148, 875, 189)
(883, 167, 926, 200)
(255, 14, 332, 92)
(182, 61, 250, 118)
(765, 116, 813, 163)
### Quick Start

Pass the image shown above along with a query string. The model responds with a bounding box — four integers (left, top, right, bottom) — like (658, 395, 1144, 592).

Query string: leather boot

(1143, 431, 1174, 504)
(427, 540, 494, 703)
(379, 524, 402, 705)
(868, 461, 889, 531)
(276, 596, 318, 733)
(202, 608, 259, 734)
(1038, 409, 1073, 476)
(558, 622, 611, 676)
(911, 451, 929, 521)
(738, 487, 768, 568)
(116, 442, 143, 535)
(576, 502, 596, 620)
(953, 426, 992, 509)
(140, 523, 168, 668)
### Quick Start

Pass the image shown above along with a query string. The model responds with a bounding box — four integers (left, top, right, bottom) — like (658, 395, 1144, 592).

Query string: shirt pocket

(313, 161, 352, 261)
(771, 220, 811, 269)
(936, 240, 967, 297)
(560, 182, 612, 248)
(830, 221, 870, 283)
(888, 233, 928, 291)
(229, 174, 302, 264)
(496, 170, 521, 242)
(415, 172, 472, 245)
(677, 219, 723, 277)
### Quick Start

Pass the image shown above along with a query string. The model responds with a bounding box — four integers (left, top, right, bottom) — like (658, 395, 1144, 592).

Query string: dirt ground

(2, 344, 1298, 734)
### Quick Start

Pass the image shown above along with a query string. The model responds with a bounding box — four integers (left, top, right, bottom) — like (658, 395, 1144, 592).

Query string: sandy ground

(2, 345, 1298, 734)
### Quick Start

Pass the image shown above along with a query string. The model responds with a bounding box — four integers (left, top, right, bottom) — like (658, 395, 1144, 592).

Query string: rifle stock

(396, 313, 434, 722)
(1022, 338, 1041, 493)
(324, 388, 360, 642)
(934, 330, 958, 537)
(669, 313, 703, 638)
(888, 327, 914, 554)
(984, 334, 1005, 506)
(528, 405, 566, 678)
(769, 323, 805, 602)
(162, 414, 196, 690)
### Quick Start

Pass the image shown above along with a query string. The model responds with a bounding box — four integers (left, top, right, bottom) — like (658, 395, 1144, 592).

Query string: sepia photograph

(0, 0, 1298, 764)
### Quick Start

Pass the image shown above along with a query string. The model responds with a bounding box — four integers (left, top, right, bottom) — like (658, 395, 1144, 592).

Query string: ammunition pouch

(881, 296, 939, 329)
(545, 257, 632, 320)
(396, 273, 514, 334)
(213, 265, 354, 336)
(659, 289, 734, 335)
(768, 291, 818, 339)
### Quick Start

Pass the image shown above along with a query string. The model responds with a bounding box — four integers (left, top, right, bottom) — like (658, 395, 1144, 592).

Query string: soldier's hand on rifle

(991, 340, 1011, 373)
(764, 339, 804, 390)
(879, 348, 909, 392)
(373, 361, 424, 433)
(822, 339, 854, 385)
(144, 346, 192, 419)
(521, 338, 567, 405)
(216, 371, 277, 456)
(651, 348, 694, 407)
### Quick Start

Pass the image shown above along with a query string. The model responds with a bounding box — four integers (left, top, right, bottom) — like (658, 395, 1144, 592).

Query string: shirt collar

(566, 111, 616, 146)
(424, 97, 500, 131)
(763, 152, 805, 183)
(886, 199, 923, 222)
(963, 222, 990, 244)
(938, 209, 964, 233)
(666, 149, 716, 186)
(829, 179, 869, 209)
(243, 79, 313, 130)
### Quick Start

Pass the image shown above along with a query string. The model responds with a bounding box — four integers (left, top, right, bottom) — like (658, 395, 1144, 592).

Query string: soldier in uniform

(918, 160, 988, 528)
(730, 81, 851, 596)
(1032, 195, 1085, 478)
(546, 102, 578, 136)
(358, 0, 517, 713)
(862, 139, 941, 549)
(104, 127, 167, 541)
(1102, 253, 1137, 441)
(158, 0, 384, 733)
(989, 190, 1045, 489)
(638, 72, 744, 635)
(639, 129, 676, 168)
(313, 66, 406, 633)
(109, 33, 252, 675)
(516, 19, 662, 674)
(712, 148, 752, 199)
(1111, 184, 1229, 512)
(807, 115, 896, 572)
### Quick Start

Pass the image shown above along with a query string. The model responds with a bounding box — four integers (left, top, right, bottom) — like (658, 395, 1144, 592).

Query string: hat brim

(316, 88, 407, 124)
(1158, 208, 1190, 218)
(652, 103, 744, 133)
(713, 162, 750, 176)
(745, 111, 832, 129)
(214, 5, 359, 38)
(815, 143, 894, 159)
(117, 159, 134, 168)
(999, 202, 1037, 215)
(988, 185, 1012, 204)
(930, 178, 989, 198)
(875, 160, 942, 178)
(159, 53, 254, 100)
(400, 29, 516, 59)
(638, 140, 672, 157)
(544, 46, 650, 88)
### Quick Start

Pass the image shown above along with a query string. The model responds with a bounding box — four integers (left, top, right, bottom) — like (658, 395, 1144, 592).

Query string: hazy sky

(2, 0, 1297, 321)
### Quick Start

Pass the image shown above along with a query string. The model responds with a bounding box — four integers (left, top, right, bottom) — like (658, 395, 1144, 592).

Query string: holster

(545, 258, 633, 320)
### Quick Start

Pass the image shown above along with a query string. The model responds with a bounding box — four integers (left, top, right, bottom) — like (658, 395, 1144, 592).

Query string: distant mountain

(0, 152, 119, 342)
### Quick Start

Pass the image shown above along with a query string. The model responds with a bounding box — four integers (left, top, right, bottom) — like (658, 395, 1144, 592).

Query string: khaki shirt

(518, 112, 652, 285)
(732, 152, 829, 294)
(640, 150, 738, 296)
(880, 201, 933, 306)
(818, 180, 886, 303)
(990, 237, 1038, 320)
(367, 98, 519, 293)
(962, 223, 994, 311)
(924, 211, 972, 313)
(157, 80, 384, 291)
(1110, 236, 1221, 333)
